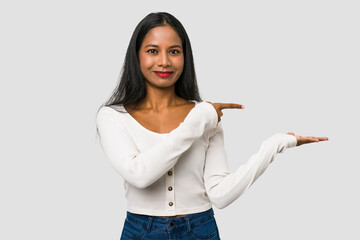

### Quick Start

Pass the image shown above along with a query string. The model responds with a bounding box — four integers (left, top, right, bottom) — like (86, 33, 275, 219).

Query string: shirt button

(168, 186, 173, 191)
(169, 202, 173, 206)
(168, 171, 172, 176)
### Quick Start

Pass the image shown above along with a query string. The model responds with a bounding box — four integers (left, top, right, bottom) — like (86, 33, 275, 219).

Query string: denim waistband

(125, 208, 214, 232)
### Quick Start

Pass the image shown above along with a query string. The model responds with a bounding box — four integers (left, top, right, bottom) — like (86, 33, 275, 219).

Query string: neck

(140, 84, 179, 112)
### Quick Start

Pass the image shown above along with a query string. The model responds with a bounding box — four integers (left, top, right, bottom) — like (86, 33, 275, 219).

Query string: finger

(220, 103, 245, 110)
(286, 132, 295, 136)
(316, 137, 329, 141)
(309, 136, 329, 142)
(308, 137, 319, 142)
(300, 136, 318, 144)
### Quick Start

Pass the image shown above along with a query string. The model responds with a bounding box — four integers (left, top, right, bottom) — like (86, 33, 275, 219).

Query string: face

(138, 25, 184, 89)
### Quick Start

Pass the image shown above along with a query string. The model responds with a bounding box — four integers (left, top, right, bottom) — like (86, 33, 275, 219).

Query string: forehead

(142, 25, 182, 46)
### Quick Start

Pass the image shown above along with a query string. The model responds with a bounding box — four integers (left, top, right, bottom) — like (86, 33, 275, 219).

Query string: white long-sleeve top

(96, 100, 297, 216)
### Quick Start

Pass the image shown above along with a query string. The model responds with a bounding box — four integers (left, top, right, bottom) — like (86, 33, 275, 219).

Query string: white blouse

(96, 100, 297, 216)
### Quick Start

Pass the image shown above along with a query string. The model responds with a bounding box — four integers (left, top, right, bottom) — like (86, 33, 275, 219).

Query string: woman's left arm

(203, 123, 298, 209)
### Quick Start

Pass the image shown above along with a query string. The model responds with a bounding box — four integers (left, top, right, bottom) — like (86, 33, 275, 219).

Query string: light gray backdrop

(1, 0, 359, 239)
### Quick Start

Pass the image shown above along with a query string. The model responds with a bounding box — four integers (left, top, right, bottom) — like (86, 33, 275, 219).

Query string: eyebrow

(144, 44, 182, 49)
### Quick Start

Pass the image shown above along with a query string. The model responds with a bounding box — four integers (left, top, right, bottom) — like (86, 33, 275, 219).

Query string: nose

(157, 51, 171, 67)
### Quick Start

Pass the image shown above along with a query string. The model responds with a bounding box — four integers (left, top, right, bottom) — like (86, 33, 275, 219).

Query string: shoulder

(98, 104, 126, 114)
(175, 97, 202, 106)
(96, 105, 127, 123)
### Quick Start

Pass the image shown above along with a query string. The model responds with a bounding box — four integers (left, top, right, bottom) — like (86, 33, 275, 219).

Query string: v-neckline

(123, 100, 199, 136)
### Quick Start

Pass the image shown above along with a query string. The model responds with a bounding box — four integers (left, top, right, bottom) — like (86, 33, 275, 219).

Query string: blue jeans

(120, 208, 221, 239)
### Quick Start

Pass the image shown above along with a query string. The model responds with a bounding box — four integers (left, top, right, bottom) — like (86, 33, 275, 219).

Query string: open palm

(286, 132, 329, 146)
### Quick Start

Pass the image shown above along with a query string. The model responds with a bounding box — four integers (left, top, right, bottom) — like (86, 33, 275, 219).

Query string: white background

(1, 0, 359, 239)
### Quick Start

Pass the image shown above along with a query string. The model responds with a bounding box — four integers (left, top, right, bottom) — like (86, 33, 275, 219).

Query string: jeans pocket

(190, 215, 219, 239)
(121, 218, 146, 240)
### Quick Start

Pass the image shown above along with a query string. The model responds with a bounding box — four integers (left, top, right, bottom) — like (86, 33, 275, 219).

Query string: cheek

(139, 54, 153, 70)
(177, 56, 184, 71)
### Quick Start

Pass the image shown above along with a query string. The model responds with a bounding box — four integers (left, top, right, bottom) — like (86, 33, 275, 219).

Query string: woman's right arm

(96, 101, 218, 189)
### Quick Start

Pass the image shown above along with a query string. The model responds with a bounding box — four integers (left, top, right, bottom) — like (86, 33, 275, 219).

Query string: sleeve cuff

(284, 133, 297, 148)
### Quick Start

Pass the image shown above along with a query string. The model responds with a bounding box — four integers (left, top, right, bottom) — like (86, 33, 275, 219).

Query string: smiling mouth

(154, 71, 174, 77)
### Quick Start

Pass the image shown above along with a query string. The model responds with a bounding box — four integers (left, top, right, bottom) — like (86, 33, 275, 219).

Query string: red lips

(154, 71, 174, 77)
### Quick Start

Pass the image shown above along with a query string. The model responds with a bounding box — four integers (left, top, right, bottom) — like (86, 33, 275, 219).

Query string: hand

(286, 132, 329, 146)
(206, 101, 245, 123)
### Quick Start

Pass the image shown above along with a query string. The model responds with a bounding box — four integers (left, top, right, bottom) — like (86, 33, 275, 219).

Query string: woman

(96, 12, 328, 240)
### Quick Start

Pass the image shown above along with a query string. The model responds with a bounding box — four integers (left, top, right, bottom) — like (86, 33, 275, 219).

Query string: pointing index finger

(220, 103, 245, 110)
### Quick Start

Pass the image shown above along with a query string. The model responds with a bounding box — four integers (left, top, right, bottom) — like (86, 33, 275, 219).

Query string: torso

(124, 98, 195, 217)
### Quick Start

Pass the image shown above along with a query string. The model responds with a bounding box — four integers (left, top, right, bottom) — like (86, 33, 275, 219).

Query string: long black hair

(95, 12, 202, 140)
(100, 11, 202, 112)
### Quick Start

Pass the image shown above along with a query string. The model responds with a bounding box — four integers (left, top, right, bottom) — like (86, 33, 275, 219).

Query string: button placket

(165, 167, 175, 212)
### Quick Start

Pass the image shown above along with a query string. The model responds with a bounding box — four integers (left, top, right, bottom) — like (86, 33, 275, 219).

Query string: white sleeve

(203, 123, 297, 209)
(96, 101, 218, 189)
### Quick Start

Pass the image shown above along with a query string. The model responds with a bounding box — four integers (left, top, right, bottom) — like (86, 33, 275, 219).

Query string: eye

(147, 49, 157, 53)
(170, 49, 181, 54)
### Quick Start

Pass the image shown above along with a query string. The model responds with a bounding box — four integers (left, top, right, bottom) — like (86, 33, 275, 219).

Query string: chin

(145, 79, 174, 88)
